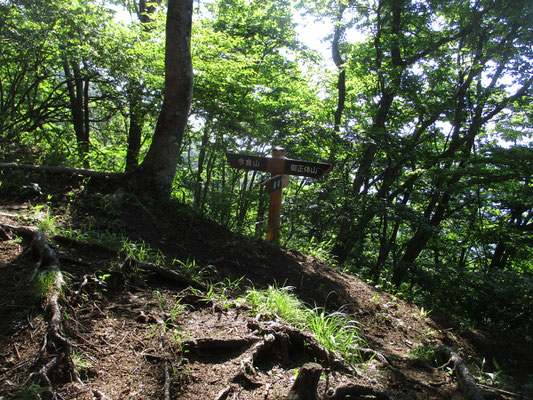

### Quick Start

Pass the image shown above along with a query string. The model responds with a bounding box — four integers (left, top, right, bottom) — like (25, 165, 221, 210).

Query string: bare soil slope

(0, 171, 531, 399)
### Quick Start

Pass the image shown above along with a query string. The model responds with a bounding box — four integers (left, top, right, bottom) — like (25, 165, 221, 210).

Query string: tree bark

(125, 93, 144, 172)
(286, 363, 322, 400)
(132, 0, 194, 197)
(63, 61, 90, 167)
(193, 120, 211, 208)
(436, 346, 485, 400)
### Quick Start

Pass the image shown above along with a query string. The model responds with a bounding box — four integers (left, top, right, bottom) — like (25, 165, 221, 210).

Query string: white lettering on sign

(290, 164, 318, 175)
(238, 157, 262, 168)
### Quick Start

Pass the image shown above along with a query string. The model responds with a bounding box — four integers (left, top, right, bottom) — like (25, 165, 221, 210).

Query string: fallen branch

(436, 345, 485, 400)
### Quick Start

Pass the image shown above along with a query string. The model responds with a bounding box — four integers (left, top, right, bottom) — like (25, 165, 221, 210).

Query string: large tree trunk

(132, 0, 193, 197)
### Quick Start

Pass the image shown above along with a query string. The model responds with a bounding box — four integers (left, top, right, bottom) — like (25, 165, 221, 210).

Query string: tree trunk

(255, 184, 267, 238)
(132, 0, 194, 197)
(63, 61, 90, 167)
(393, 189, 450, 286)
(193, 121, 211, 208)
(125, 94, 144, 172)
(200, 151, 216, 213)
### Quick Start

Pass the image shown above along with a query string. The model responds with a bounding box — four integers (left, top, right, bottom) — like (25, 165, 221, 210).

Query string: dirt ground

(0, 171, 532, 399)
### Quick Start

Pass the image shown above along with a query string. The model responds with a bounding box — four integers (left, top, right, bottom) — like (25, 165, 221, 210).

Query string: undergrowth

(242, 285, 366, 364)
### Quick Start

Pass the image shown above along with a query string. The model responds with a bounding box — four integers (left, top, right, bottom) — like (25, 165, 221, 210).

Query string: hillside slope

(0, 170, 531, 399)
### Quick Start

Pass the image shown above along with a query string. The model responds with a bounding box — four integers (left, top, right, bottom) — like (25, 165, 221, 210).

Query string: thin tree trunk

(125, 95, 144, 172)
(194, 120, 211, 208)
(236, 171, 249, 230)
(200, 151, 216, 214)
(255, 184, 267, 238)
(63, 61, 90, 167)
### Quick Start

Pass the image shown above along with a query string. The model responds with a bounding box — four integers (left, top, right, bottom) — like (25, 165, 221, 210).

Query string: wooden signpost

(226, 148, 332, 243)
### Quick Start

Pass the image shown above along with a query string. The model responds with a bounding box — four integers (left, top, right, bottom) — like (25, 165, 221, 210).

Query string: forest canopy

(1, 0, 532, 333)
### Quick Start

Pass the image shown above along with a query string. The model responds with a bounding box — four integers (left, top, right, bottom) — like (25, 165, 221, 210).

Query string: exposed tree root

(120, 256, 207, 291)
(242, 333, 276, 367)
(436, 345, 485, 400)
(247, 320, 355, 375)
(163, 360, 171, 400)
(325, 383, 394, 400)
(184, 336, 260, 353)
(92, 389, 111, 400)
(27, 356, 59, 399)
(286, 362, 322, 400)
(0, 162, 121, 179)
(351, 346, 390, 364)
(215, 385, 233, 400)
(181, 319, 362, 396)
(1, 224, 79, 397)
(231, 370, 263, 388)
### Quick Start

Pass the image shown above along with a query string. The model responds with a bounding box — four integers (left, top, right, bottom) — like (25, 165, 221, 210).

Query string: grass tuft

(244, 285, 307, 326)
(306, 308, 364, 363)
(35, 270, 65, 299)
(242, 285, 367, 364)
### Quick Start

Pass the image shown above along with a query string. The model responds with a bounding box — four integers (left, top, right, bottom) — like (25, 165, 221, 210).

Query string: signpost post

(226, 148, 332, 243)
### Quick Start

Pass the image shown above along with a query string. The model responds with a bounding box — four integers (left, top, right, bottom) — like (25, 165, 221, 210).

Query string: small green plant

(64, 221, 123, 250)
(121, 238, 166, 265)
(72, 351, 92, 372)
(33, 204, 59, 235)
(475, 357, 506, 387)
(35, 270, 64, 299)
(418, 307, 431, 322)
(169, 299, 187, 322)
(146, 322, 165, 338)
(410, 343, 438, 364)
(173, 257, 216, 280)
(204, 276, 244, 304)
(16, 382, 45, 399)
(244, 285, 308, 325)
(171, 328, 190, 356)
(154, 290, 167, 311)
(306, 308, 365, 363)
(293, 237, 337, 266)
(153, 290, 187, 322)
